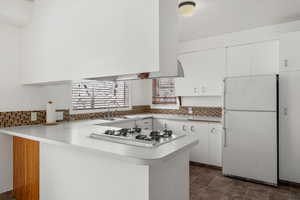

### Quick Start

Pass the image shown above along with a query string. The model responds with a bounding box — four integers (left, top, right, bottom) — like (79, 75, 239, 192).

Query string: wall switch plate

(56, 111, 64, 121)
(188, 107, 193, 114)
(31, 112, 37, 121)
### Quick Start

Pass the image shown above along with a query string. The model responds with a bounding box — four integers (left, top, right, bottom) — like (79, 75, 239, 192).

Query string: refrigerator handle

(223, 127, 227, 147)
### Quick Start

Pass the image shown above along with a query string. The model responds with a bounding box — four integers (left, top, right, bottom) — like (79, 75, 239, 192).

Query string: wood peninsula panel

(13, 136, 39, 200)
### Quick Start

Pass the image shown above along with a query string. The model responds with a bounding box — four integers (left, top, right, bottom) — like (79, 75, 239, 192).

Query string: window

(152, 78, 177, 104)
(72, 80, 130, 110)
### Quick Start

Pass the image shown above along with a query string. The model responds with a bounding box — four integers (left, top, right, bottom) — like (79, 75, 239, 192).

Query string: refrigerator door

(223, 110, 277, 185)
(225, 75, 277, 111)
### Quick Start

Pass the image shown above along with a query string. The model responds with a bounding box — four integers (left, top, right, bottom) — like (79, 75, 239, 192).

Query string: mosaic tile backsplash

(0, 110, 69, 128)
(0, 106, 222, 128)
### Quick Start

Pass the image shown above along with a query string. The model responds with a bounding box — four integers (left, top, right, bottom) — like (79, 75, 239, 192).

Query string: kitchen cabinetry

(280, 31, 300, 71)
(227, 40, 279, 77)
(279, 71, 300, 183)
(153, 118, 165, 131)
(208, 123, 222, 167)
(21, 0, 178, 84)
(175, 48, 226, 97)
(188, 122, 210, 165)
(106, 120, 136, 129)
(136, 118, 153, 130)
(106, 118, 153, 130)
(155, 118, 222, 167)
(13, 136, 39, 200)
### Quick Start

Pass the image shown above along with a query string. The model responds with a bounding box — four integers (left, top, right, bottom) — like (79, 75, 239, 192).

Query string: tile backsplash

(0, 106, 222, 128)
(0, 110, 69, 128)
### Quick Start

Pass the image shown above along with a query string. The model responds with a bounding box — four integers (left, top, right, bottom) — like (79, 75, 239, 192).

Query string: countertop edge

(0, 128, 199, 165)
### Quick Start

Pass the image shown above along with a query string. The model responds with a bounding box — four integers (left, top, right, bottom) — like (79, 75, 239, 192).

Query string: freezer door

(225, 75, 277, 111)
(223, 111, 277, 185)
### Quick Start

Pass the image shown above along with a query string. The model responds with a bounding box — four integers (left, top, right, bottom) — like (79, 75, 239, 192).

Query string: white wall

(0, 0, 33, 26)
(0, 22, 45, 112)
(0, 21, 60, 193)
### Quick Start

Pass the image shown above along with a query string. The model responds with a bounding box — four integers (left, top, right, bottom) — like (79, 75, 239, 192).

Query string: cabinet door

(280, 31, 300, 71)
(109, 121, 135, 128)
(279, 71, 300, 183)
(136, 118, 153, 130)
(176, 48, 225, 96)
(227, 45, 252, 77)
(189, 122, 209, 164)
(13, 137, 39, 200)
(227, 40, 279, 77)
(208, 124, 222, 167)
(175, 78, 199, 96)
(167, 120, 185, 134)
(251, 41, 279, 75)
(153, 119, 165, 131)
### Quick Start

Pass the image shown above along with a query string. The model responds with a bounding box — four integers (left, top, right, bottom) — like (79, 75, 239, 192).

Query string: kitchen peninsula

(0, 116, 199, 200)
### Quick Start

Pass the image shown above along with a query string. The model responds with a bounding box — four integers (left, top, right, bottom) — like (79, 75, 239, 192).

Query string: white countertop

(124, 113, 222, 122)
(0, 114, 209, 165)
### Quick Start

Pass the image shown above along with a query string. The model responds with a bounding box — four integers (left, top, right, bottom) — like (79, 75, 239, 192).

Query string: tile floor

(190, 165, 300, 200)
(1, 165, 299, 200)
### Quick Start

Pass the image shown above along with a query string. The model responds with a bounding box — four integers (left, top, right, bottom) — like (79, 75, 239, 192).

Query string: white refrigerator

(223, 74, 278, 185)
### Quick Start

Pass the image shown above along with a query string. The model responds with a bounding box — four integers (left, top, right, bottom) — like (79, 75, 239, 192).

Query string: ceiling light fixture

(179, 1, 197, 17)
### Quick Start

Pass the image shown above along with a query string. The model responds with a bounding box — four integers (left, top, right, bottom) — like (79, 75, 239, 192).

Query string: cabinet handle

(182, 125, 187, 131)
(201, 86, 206, 93)
(194, 88, 198, 94)
(283, 107, 288, 116)
(284, 59, 288, 67)
(164, 123, 167, 129)
(190, 126, 195, 132)
(210, 128, 216, 133)
(224, 128, 228, 147)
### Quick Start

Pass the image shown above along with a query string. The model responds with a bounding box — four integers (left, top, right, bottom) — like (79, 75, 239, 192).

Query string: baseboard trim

(0, 190, 13, 196)
(224, 174, 278, 187)
(190, 161, 222, 170)
(279, 179, 300, 187)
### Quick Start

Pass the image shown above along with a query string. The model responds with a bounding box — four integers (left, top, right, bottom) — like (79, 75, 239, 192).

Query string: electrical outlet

(31, 112, 37, 121)
(56, 111, 64, 121)
(188, 107, 193, 114)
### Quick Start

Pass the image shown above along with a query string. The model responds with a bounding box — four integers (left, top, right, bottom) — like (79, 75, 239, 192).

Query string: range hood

(87, 60, 184, 81)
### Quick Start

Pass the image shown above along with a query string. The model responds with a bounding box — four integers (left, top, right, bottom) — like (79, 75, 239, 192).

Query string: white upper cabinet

(21, 0, 178, 84)
(227, 40, 279, 77)
(280, 31, 300, 71)
(175, 48, 226, 97)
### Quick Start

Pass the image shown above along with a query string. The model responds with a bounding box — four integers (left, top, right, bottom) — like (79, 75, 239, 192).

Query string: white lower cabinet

(156, 119, 222, 167)
(153, 119, 164, 131)
(135, 118, 153, 130)
(189, 122, 210, 165)
(208, 124, 222, 167)
(107, 121, 136, 128)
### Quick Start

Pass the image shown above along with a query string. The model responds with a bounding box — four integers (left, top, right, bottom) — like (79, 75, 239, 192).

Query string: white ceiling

(179, 0, 300, 42)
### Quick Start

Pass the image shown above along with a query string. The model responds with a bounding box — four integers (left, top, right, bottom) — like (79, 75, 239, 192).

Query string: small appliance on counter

(46, 101, 57, 126)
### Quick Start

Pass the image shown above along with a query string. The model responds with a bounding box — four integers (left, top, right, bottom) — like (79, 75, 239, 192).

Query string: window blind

(152, 78, 177, 104)
(72, 80, 129, 110)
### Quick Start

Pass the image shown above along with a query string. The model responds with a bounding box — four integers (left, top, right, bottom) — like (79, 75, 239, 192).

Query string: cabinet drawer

(136, 118, 153, 130)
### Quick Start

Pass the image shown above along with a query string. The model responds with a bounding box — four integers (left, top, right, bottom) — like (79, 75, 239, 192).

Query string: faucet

(104, 99, 121, 120)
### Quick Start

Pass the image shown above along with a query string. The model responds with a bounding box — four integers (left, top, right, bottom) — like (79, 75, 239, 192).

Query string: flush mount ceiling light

(179, 1, 197, 17)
